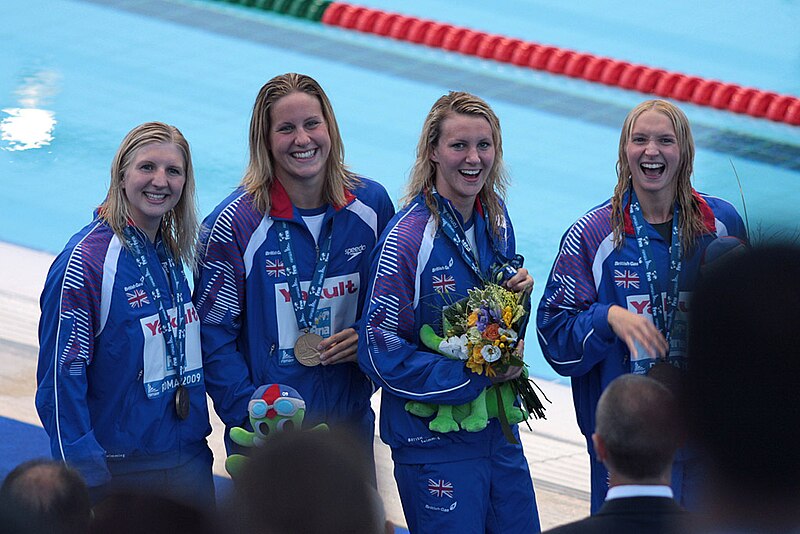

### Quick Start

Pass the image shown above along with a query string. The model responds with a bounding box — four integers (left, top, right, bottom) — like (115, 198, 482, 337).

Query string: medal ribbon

(433, 191, 524, 283)
(123, 226, 186, 383)
(433, 191, 485, 280)
(628, 189, 682, 347)
(276, 217, 334, 332)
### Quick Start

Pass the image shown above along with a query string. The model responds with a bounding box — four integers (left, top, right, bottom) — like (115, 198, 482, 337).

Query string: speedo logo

(345, 244, 367, 261)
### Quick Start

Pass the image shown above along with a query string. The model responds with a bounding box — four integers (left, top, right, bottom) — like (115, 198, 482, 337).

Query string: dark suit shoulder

(543, 497, 690, 534)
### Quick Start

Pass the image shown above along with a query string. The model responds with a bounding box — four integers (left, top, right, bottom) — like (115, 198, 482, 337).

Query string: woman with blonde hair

(194, 73, 394, 466)
(36, 122, 214, 506)
(537, 99, 747, 512)
(401, 90, 509, 238)
(359, 91, 539, 533)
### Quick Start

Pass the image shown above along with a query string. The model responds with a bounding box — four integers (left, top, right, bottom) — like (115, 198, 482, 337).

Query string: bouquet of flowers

(438, 282, 548, 422)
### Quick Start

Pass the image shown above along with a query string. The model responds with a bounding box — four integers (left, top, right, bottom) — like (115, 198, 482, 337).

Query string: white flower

(499, 328, 518, 342)
(466, 327, 483, 345)
(439, 335, 469, 360)
(481, 344, 502, 363)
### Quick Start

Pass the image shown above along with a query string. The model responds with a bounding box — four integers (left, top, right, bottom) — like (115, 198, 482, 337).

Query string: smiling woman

(431, 113, 495, 221)
(536, 99, 748, 514)
(268, 91, 332, 208)
(193, 73, 395, 482)
(35, 122, 215, 507)
(358, 91, 540, 534)
(625, 111, 680, 222)
(122, 143, 187, 242)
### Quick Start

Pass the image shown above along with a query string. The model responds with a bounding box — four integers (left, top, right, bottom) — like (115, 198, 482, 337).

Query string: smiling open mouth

(292, 148, 317, 160)
(641, 162, 665, 177)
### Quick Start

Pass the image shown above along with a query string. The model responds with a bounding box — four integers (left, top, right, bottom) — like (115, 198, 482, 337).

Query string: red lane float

(320, 2, 799, 125)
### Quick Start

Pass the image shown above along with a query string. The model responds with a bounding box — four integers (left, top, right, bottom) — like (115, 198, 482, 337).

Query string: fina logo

(345, 244, 367, 261)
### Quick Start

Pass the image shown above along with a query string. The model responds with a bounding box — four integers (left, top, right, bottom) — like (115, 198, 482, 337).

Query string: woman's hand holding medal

(318, 328, 359, 365)
(295, 328, 359, 366)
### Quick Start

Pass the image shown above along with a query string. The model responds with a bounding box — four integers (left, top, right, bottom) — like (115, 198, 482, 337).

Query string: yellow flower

(466, 358, 485, 375)
(502, 306, 513, 327)
(468, 311, 479, 327)
(467, 349, 486, 374)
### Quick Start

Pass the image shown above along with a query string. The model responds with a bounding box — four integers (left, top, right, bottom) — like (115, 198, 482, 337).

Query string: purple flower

(476, 308, 489, 330)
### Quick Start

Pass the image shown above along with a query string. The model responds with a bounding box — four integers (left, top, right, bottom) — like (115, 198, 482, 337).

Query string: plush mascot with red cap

(225, 384, 328, 478)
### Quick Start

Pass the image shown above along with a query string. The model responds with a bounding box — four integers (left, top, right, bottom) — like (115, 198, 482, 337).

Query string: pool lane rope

(213, 0, 800, 126)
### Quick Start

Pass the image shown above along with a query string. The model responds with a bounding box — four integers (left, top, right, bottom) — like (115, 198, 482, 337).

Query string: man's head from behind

(593, 374, 681, 484)
(0, 459, 91, 534)
(231, 428, 388, 534)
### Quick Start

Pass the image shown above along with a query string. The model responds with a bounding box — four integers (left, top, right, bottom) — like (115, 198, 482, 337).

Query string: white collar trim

(606, 485, 674, 501)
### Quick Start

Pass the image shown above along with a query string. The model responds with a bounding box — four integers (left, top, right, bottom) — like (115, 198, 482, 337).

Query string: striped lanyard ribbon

(123, 226, 186, 378)
(276, 217, 334, 332)
(628, 189, 682, 346)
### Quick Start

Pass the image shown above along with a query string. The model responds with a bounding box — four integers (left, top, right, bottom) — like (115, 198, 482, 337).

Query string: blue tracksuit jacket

(36, 219, 211, 487)
(359, 193, 528, 464)
(194, 177, 394, 437)
(536, 190, 746, 443)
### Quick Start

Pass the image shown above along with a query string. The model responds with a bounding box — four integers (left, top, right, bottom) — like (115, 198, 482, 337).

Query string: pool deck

(0, 240, 590, 530)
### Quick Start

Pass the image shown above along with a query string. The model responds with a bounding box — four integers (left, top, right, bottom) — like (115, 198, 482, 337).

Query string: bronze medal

(294, 332, 323, 367)
(175, 385, 190, 420)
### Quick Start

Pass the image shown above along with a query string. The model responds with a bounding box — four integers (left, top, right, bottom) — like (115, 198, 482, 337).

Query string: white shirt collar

(606, 485, 674, 501)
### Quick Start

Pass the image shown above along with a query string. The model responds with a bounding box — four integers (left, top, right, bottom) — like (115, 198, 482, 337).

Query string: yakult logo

(140, 303, 202, 399)
(144, 306, 199, 336)
(278, 280, 358, 303)
(626, 293, 690, 316)
(273, 273, 360, 353)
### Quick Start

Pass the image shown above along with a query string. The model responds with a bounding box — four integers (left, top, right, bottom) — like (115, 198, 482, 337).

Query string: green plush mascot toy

(405, 325, 527, 433)
(225, 383, 328, 478)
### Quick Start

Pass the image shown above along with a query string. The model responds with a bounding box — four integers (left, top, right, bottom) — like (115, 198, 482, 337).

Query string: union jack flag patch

(126, 289, 150, 308)
(427, 479, 454, 498)
(265, 259, 286, 277)
(614, 269, 640, 289)
(432, 273, 456, 294)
